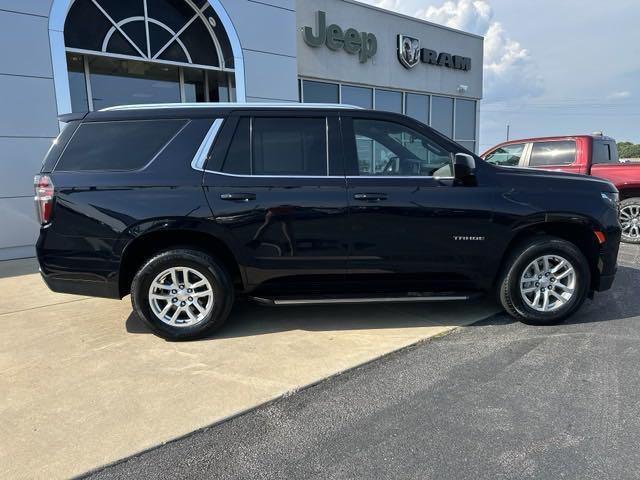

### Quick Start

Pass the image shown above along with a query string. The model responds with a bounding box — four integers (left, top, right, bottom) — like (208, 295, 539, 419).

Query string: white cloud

(607, 91, 631, 100)
(370, 0, 405, 11)
(370, 0, 544, 102)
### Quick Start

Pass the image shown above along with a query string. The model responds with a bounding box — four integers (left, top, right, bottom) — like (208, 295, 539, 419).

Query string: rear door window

(484, 143, 525, 167)
(55, 119, 186, 171)
(529, 140, 576, 166)
(221, 117, 328, 176)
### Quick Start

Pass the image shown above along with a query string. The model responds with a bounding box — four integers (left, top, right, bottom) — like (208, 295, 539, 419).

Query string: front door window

(352, 119, 452, 176)
(484, 143, 525, 167)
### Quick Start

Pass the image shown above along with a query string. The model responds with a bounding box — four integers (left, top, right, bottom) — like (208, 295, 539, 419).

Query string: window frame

(340, 112, 456, 179)
(204, 111, 343, 178)
(524, 139, 578, 168)
(484, 142, 529, 168)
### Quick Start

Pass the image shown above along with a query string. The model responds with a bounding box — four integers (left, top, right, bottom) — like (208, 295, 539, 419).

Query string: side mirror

(454, 153, 476, 185)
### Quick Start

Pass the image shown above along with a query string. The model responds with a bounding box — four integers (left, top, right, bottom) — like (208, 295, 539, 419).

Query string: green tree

(618, 142, 640, 158)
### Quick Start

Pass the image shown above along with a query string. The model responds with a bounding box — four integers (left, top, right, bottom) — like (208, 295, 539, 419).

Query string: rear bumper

(37, 228, 122, 299)
(40, 271, 121, 299)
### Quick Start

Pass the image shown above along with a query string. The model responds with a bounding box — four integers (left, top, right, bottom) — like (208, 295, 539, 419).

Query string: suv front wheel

(620, 198, 640, 244)
(498, 236, 590, 325)
(131, 249, 234, 340)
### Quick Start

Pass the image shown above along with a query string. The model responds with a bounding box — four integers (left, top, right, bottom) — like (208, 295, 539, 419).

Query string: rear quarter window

(54, 119, 187, 172)
(41, 121, 80, 173)
(592, 140, 619, 164)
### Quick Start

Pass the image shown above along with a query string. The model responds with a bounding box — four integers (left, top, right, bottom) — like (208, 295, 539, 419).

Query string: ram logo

(398, 35, 420, 69)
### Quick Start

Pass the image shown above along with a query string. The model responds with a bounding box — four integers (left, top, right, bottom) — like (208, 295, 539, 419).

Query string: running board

(249, 293, 476, 306)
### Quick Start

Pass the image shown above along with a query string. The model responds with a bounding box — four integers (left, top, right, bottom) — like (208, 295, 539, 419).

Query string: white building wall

(0, 2, 57, 260)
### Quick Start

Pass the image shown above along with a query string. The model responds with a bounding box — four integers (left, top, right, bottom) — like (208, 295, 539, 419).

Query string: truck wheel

(131, 249, 234, 340)
(620, 198, 640, 244)
(498, 236, 590, 325)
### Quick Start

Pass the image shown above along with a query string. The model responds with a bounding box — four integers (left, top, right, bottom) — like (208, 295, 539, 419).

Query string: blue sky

(361, 0, 640, 150)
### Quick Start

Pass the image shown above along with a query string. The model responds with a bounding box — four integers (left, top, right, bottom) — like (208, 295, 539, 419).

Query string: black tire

(619, 198, 640, 244)
(497, 236, 590, 325)
(131, 249, 234, 340)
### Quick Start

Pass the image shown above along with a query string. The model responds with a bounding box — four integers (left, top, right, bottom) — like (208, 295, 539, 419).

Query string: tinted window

(342, 85, 373, 109)
(252, 118, 327, 176)
(375, 90, 402, 113)
(55, 119, 186, 171)
(529, 141, 576, 166)
(88, 56, 181, 110)
(41, 121, 80, 172)
(222, 118, 250, 175)
(352, 119, 451, 177)
(593, 141, 619, 164)
(454, 99, 476, 141)
(405, 93, 429, 124)
(485, 143, 525, 166)
(431, 96, 453, 138)
(302, 80, 339, 103)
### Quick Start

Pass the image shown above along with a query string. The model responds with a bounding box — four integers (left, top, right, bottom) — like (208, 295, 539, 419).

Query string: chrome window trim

(191, 118, 224, 171)
(199, 169, 453, 180)
(102, 102, 361, 112)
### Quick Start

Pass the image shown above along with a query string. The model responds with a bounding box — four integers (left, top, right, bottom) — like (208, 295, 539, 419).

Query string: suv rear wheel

(620, 198, 640, 244)
(131, 249, 234, 340)
(498, 236, 590, 325)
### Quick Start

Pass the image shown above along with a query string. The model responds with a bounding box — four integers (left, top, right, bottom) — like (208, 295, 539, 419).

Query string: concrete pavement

(87, 244, 640, 480)
(0, 261, 496, 479)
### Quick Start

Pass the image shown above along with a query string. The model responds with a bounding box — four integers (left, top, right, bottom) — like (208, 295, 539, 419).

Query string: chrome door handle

(220, 193, 256, 202)
(353, 193, 388, 202)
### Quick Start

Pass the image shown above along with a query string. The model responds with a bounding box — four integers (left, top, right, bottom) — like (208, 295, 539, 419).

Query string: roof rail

(100, 102, 362, 112)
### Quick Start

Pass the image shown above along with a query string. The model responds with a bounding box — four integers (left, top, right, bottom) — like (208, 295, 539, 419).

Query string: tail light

(34, 175, 54, 225)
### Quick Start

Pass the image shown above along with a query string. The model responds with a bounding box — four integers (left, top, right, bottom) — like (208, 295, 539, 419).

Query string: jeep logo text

(303, 11, 377, 63)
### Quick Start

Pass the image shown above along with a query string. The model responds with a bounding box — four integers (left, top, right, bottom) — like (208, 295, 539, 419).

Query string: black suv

(35, 104, 621, 340)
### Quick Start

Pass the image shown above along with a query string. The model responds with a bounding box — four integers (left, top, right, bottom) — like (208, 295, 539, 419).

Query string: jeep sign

(398, 34, 471, 71)
(303, 11, 377, 63)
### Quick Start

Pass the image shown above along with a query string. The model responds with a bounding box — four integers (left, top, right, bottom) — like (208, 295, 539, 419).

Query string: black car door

(202, 110, 349, 294)
(341, 112, 498, 293)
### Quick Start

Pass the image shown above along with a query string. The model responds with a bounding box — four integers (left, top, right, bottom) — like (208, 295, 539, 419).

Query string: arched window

(64, 0, 236, 112)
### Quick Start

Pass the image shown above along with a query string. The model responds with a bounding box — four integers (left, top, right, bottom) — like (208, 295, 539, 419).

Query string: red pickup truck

(482, 134, 640, 243)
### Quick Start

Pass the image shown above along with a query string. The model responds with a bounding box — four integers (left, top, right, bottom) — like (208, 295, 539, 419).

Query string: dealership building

(0, 0, 483, 260)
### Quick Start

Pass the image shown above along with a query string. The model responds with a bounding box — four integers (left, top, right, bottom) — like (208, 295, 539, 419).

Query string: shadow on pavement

(125, 298, 501, 339)
(124, 263, 640, 339)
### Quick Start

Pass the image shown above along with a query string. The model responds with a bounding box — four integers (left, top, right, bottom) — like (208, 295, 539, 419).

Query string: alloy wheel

(148, 267, 214, 327)
(620, 205, 640, 240)
(519, 255, 576, 313)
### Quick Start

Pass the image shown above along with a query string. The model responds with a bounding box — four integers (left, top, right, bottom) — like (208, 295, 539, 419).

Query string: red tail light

(34, 175, 54, 225)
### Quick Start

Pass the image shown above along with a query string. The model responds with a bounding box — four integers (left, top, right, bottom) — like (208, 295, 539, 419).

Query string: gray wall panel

(0, 75, 59, 137)
(220, 0, 297, 57)
(242, 50, 299, 101)
(0, 10, 52, 77)
(0, 138, 53, 198)
(0, 0, 51, 17)
(0, 197, 39, 252)
(249, 0, 294, 11)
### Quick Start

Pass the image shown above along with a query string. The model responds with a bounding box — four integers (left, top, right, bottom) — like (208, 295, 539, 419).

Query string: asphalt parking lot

(0, 259, 495, 480)
(86, 243, 640, 480)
